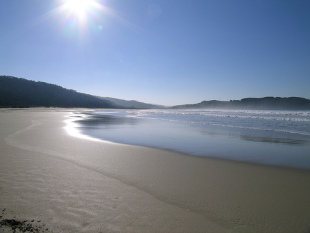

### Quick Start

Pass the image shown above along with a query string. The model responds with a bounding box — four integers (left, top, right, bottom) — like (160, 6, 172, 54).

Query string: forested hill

(0, 76, 116, 108)
(172, 97, 310, 110)
(99, 97, 163, 109)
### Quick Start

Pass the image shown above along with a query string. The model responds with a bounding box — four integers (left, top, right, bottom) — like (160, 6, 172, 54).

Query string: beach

(1, 109, 310, 232)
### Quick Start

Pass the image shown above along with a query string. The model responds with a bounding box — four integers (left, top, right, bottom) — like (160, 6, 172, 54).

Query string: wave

(129, 109, 310, 123)
(125, 109, 310, 136)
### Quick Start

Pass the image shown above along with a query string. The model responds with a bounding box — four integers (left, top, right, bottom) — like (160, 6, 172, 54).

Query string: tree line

(0, 76, 116, 108)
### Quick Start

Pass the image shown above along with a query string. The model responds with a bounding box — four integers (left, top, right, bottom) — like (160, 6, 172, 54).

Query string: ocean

(69, 109, 310, 169)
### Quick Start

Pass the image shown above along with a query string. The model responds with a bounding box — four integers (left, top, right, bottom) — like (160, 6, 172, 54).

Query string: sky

(1, 0, 310, 106)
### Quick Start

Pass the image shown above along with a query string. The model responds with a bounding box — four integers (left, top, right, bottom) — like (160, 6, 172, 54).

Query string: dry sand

(1, 109, 310, 233)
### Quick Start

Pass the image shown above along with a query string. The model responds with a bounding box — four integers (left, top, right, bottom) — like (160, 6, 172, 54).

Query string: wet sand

(1, 109, 310, 232)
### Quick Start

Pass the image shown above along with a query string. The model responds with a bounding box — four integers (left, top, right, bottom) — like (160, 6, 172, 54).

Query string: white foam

(125, 109, 310, 136)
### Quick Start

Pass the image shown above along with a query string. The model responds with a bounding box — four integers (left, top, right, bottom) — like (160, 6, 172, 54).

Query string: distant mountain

(99, 97, 163, 109)
(2, 76, 310, 110)
(0, 76, 116, 108)
(172, 97, 310, 110)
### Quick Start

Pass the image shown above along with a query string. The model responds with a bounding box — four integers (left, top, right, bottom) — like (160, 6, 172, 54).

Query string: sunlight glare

(63, 0, 98, 21)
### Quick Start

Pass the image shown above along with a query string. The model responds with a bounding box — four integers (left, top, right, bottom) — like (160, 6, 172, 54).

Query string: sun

(62, 0, 99, 21)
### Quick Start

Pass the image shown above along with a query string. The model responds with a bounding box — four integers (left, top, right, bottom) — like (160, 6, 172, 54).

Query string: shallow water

(71, 109, 310, 169)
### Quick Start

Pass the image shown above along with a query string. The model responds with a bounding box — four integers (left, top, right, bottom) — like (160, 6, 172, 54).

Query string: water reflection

(77, 113, 310, 146)
(199, 127, 309, 146)
(71, 111, 310, 169)
(240, 135, 309, 145)
(76, 114, 139, 127)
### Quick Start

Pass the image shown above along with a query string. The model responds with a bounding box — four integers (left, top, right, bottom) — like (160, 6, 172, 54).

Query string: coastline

(1, 108, 310, 232)
(69, 109, 310, 170)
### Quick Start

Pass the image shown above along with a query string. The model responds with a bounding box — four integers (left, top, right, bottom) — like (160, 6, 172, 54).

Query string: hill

(2, 76, 310, 110)
(99, 97, 163, 109)
(172, 97, 310, 110)
(0, 76, 116, 108)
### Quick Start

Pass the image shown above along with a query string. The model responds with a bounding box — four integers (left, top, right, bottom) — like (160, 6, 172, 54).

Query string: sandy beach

(1, 109, 310, 233)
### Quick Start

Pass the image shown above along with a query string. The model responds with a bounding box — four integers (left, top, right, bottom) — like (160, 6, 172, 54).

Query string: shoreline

(1, 108, 310, 232)
(67, 109, 310, 171)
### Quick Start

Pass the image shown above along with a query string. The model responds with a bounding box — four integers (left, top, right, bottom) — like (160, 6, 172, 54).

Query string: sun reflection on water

(64, 113, 104, 142)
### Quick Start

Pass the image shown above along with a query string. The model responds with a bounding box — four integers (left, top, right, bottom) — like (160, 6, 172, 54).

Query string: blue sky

(1, 0, 310, 106)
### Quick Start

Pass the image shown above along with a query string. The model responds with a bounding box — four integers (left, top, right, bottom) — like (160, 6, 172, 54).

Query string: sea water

(72, 109, 310, 169)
